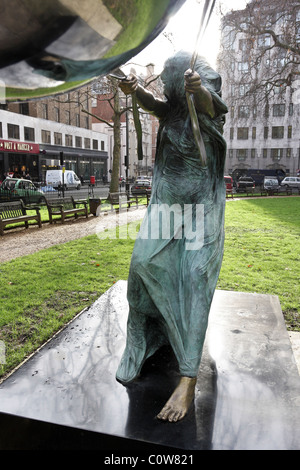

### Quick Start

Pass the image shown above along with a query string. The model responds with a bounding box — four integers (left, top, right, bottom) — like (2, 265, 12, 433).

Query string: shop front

(39, 144, 108, 184)
(0, 139, 40, 181)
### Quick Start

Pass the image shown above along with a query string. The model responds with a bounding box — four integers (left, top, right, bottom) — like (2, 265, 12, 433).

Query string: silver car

(281, 177, 300, 188)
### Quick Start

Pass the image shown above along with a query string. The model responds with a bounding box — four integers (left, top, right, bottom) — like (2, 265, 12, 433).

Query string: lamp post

(125, 95, 130, 192)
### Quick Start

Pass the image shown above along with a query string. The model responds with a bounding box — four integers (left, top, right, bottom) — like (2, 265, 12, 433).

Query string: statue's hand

(118, 74, 138, 95)
(184, 69, 202, 94)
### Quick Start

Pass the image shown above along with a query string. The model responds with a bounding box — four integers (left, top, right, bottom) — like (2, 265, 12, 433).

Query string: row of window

(0, 122, 105, 151)
(230, 103, 293, 119)
(228, 148, 295, 160)
(19, 101, 90, 128)
(230, 126, 293, 140)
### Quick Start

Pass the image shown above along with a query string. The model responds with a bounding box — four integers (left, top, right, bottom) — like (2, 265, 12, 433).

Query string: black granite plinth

(0, 281, 299, 450)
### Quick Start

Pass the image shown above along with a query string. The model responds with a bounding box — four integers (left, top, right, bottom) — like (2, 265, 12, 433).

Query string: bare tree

(53, 67, 162, 196)
(218, 0, 300, 103)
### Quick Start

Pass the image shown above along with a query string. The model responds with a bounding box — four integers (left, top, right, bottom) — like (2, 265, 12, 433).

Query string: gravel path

(0, 207, 147, 263)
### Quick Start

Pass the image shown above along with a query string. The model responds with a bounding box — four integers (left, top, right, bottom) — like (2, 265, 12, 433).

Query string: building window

(230, 106, 234, 118)
(101, 140, 105, 151)
(76, 114, 80, 127)
(237, 127, 249, 139)
(42, 103, 48, 120)
(251, 149, 255, 158)
(54, 107, 60, 122)
(273, 104, 285, 117)
(7, 123, 20, 139)
(229, 149, 233, 159)
(264, 127, 268, 139)
(19, 103, 29, 115)
(75, 136, 82, 148)
(289, 103, 293, 116)
(253, 106, 257, 118)
(252, 127, 256, 139)
(84, 116, 89, 129)
(238, 61, 249, 72)
(239, 84, 250, 96)
(258, 34, 271, 48)
(271, 148, 283, 160)
(24, 126, 35, 141)
(238, 106, 250, 118)
(65, 111, 71, 125)
(287, 126, 292, 138)
(263, 149, 268, 158)
(65, 134, 73, 146)
(84, 138, 90, 149)
(237, 149, 248, 161)
(92, 139, 98, 150)
(239, 38, 252, 51)
(54, 132, 62, 145)
(272, 126, 284, 139)
(287, 148, 291, 158)
(41, 129, 51, 144)
(230, 128, 234, 140)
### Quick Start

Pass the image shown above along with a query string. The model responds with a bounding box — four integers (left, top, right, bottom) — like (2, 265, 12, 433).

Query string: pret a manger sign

(0, 139, 39, 154)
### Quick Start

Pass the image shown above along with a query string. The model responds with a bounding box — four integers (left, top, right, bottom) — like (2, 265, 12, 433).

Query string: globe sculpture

(0, 0, 185, 100)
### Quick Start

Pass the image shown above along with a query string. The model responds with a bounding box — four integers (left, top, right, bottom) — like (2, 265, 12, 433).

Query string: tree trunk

(109, 84, 121, 196)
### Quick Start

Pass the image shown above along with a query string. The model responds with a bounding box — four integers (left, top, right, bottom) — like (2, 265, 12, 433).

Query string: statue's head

(160, 50, 192, 104)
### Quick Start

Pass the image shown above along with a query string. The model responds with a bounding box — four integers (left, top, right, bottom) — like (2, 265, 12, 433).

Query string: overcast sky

(126, 0, 248, 73)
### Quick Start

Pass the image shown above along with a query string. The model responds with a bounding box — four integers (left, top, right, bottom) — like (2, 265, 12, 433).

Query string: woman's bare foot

(157, 376, 197, 422)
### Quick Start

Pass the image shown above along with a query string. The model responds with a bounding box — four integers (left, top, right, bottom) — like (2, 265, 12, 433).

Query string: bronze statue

(117, 51, 227, 422)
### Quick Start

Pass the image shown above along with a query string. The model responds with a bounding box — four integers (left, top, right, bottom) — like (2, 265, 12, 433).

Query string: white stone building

(217, 1, 300, 181)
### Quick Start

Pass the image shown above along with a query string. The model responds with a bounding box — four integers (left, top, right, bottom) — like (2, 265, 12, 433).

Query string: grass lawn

(0, 196, 299, 379)
(218, 197, 300, 329)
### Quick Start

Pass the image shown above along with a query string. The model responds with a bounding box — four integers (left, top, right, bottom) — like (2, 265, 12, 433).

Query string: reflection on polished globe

(0, 0, 185, 100)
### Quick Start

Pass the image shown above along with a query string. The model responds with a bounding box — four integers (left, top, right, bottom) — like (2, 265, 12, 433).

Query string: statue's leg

(116, 307, 148, 384)
(156, 376, 197, 422)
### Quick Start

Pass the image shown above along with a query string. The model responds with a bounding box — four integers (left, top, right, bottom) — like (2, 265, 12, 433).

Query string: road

(44, 184, 129, 200)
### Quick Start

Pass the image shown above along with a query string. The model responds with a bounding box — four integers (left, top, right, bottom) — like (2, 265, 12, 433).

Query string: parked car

(236, 176, 255, 193)
(263, 178, 280, 192)
(131, 179, 152, 195)
(280, 176, 300, 188)
(0, 178, 46, 204)
(224, 175, 233, 191)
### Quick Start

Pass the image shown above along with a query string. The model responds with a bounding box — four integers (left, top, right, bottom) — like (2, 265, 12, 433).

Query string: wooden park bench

(108, 192, 138, 211)
(226, 188, 234, 198)
(0, 200, 42, 236)
(46, 196, 88, 224)
(246, 187, 255, 196)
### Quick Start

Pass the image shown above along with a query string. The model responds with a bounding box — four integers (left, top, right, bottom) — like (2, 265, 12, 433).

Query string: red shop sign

(0, 139, 39, 154)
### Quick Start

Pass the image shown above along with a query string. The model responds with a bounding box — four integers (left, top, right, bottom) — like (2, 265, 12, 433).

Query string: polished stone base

(0, 281, 299, 450)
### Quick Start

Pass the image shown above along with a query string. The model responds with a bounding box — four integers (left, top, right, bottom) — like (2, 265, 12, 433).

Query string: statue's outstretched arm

(184, 69, 215, 118)
(119, 74, 169, 119)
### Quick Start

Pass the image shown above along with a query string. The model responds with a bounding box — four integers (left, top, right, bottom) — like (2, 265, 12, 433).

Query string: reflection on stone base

(0, 281, 299, 450)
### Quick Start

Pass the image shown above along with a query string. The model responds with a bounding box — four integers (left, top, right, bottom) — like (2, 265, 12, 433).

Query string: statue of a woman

(116, 51, 228, 422)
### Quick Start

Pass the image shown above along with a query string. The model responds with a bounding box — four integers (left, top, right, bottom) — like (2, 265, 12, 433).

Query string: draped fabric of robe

(116, 52, 228, 383)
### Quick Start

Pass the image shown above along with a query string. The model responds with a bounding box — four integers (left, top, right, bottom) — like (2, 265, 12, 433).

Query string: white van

(46, 170, 81, 190)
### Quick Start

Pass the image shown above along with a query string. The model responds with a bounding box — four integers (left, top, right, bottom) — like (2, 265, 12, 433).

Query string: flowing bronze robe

(117, 52, 228, 382)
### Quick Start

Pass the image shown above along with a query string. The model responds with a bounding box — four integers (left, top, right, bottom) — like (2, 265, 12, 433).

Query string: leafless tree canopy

(218, 0, 300, 103)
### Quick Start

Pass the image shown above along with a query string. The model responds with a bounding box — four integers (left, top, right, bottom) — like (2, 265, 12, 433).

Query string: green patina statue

(117, 50, 228, 422)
